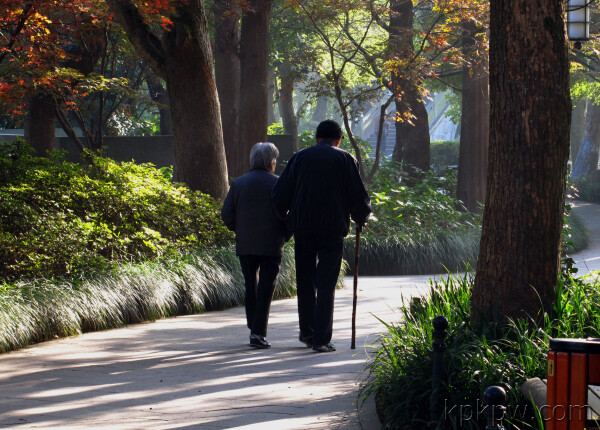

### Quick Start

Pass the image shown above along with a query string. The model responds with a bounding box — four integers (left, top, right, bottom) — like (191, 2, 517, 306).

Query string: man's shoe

(312, 343, 336, 353)
(249, 334, 271, 349)
(299, 334, 313, 348)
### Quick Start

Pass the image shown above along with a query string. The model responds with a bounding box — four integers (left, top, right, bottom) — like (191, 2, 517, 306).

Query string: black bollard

(483, 386, 507, 430)
(430, 315, 449, 428)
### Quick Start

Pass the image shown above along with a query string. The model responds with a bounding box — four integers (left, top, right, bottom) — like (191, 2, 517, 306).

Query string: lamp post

(567, 0, 593, 48)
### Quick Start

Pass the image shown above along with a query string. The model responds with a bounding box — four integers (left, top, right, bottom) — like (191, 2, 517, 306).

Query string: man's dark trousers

(239, 255, 281, 337)
(294, 234, 344, 346)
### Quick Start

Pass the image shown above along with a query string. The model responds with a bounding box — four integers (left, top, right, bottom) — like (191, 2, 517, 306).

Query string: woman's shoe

(312, 343, 336, 353)
(299, 334, 313, 348)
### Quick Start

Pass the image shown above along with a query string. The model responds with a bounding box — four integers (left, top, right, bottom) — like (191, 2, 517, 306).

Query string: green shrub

(0, 141, 233, 281)
(352, 160, 480, 275)
(431, 140, 459, 173)
(571, 169, 600, 204)
(359, 271, 600, 429)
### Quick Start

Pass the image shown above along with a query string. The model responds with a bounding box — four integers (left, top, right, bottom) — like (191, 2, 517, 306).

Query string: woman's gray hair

(249, 142, 279, 170)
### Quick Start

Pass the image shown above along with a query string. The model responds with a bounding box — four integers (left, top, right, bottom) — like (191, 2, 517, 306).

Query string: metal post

(430, 315, 449, 428)
(483, 386, 507, 430)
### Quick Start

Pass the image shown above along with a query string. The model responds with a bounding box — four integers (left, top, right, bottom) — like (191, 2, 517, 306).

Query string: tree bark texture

(145, 70, 173, 135)
(472, 0, 571, 325)
(457, 22, 489, 212)
(278, 73, 298, 152)
(389, 0, 430, 176)
(25, 94, 56, 157)
(214, 0, 241, 177)
(571, 99, 600, 179)
(237, 0, 272, 177)
(106, 0, 228, 199)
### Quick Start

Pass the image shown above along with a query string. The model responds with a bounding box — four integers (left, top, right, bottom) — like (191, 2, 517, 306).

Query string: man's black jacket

(271, 141, 371, 238)
(221, 168, 287, 256)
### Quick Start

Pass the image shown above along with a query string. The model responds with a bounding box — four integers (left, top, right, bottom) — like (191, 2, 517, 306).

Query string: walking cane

(351, 225, 361, 349)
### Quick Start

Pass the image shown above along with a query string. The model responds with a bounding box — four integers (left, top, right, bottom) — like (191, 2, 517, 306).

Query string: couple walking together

(221, 120, 371, 352)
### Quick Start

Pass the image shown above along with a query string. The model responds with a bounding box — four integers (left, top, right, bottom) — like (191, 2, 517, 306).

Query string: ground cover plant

(359, 268, 600, 429)
(0, 246, 309, 352)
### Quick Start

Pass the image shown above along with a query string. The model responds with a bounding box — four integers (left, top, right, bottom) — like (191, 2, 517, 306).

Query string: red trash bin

(546, 338, 600, 430)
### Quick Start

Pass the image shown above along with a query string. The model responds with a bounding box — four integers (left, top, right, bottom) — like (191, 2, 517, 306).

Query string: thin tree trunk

(312, 95, 328, 122)
(214, 0, 240, 176)
(571, 100, 600, 179)
(267, 67, 277, 126)
(457, 22, 489, 212)
(570, 100, 586, 162)
(145, 70, 173, 135)
(278, 73, 298, 152)
(25, 94, 56, 157)
(389, 0, 430, 178)
(471, 0, 571, 326)
(237, 0, 272, 177)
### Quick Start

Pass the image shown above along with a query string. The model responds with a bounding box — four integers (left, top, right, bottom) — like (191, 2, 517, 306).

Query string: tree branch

(104, 0, 167, 78)
(0, 3, 33, 64)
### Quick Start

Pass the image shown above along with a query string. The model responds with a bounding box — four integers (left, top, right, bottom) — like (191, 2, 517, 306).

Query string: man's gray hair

(250, 142, 279, 170)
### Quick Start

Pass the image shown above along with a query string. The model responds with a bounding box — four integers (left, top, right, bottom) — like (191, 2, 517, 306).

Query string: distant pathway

(572, 201, 600, 274)
(0, 203, 598, 429)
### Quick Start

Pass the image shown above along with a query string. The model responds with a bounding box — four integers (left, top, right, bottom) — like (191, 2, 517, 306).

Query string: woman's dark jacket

(271, 141, 371, 238)
(221, 168, 287, 257)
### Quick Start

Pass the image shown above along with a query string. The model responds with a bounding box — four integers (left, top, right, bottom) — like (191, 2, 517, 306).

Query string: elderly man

(272, 120, 371, 352)
(221, 142, 287, 349)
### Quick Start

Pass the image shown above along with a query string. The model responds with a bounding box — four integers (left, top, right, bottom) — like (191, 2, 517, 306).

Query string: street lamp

(567, 0, 592, 48)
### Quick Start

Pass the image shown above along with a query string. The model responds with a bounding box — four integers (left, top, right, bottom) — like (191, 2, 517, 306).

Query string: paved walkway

(0, 203, 598, 429)
(571, 201, 600, 274)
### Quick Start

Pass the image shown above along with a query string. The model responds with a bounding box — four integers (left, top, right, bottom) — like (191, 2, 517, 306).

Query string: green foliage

(342, 159, 481, 275)
(359, 271, 600, 429)
(430, 141, 459, 174)
(571, 170, 600, 204)
(0, 140, 232, 281)
(366, 161, 477, 238)
(267, 122, 286, 135)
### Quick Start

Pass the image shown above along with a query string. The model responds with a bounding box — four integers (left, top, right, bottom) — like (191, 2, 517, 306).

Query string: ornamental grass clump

(359, 270, 600, 430)
(0, 247, 309, 353)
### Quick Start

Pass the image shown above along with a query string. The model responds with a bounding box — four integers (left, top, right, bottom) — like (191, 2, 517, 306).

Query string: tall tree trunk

(570, 100, 586, 162)
(237, 0, 272, 177)
(267, 67, 277, 126)
(278, 73, 298, 152)
(457, 22, 489, 212)
(471, 0, 571, 326)
(571, 100, 600, 179)
(145, 70, 173, 135)
(25, 94, 56, 157)
(312, 95, 328, 122)
(389, 0, 430, 177)
(106, 0, 228, 198)
(214, 0, 240, 176)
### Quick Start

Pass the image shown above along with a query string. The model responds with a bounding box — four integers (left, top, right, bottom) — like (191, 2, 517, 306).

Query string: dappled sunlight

(0, 275, 430, 428)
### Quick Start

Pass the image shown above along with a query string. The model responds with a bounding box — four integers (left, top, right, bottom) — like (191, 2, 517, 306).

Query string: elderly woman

(221, 142, 288, 349)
